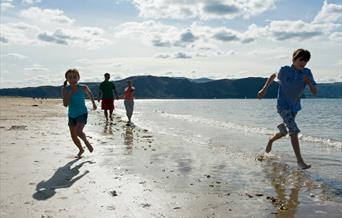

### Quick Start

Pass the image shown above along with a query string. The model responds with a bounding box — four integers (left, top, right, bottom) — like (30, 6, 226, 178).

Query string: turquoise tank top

(67, 85, 88, 118)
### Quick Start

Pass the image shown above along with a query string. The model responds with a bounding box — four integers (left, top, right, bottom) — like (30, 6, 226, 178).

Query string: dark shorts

(68, 113, 88, 127)
(101, 98, 114, 110)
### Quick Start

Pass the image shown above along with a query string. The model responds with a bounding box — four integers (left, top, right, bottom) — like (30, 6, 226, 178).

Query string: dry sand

(0, 97, 341, 218)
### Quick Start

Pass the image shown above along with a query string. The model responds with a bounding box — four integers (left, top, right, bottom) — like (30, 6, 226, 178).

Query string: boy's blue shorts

(278, 110, 300, 136)
(68, 113, 88, 127)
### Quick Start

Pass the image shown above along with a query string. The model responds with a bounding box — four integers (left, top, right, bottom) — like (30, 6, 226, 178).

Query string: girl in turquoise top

(62, 69, 97, 158)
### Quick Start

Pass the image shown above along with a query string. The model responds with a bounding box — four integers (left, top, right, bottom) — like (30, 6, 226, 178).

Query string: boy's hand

(92, 104, 97, 110)
(257, 89, 266, 99)
(303, 75, 311, 84)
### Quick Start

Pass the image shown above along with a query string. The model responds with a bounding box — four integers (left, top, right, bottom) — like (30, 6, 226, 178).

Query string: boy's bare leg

(104, 110, 108, 122)
(290, 133, 310, 169)
(77, 123, 94, 153)
(266, 132, 285, 153)
(110, 109, 113, 121)
(69, 127, 84, 158)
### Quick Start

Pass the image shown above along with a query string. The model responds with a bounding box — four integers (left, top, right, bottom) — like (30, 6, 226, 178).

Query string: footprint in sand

(8, 125, 27, 130)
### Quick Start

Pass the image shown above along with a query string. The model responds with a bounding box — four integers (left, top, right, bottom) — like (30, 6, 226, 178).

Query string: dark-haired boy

(257, 49, 318, 169)
(98, 73, 119, 123)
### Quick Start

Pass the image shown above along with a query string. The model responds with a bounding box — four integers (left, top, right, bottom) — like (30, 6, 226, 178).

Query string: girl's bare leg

(69, 126, 84, 158)
(76, 123, 94, 152)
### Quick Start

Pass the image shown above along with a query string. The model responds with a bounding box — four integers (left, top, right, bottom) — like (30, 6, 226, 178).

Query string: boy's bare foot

(265, 140, 273, 153)
(77, 149, 84, 158)
(298, 162, 311, 170)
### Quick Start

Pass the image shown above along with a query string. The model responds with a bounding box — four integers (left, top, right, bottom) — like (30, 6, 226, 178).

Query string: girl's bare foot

(85, 142, 94, 153)
(298, 162, 311, 170)
(77, 149, 84, 158)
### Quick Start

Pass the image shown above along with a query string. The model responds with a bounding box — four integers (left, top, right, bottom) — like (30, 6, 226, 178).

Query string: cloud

(155, 52, 192, 59)
(249, 20, 340, 41)
(155, 53, 171, 59)
(213, 30, 239, 42)
(2, 7, 110, 48)
(37, 28, 110, 48)
(0, 36, 9, 43)
(155, 49, 232, 59)
(22, 0, 41, 5)
(38, 31, 68, 45)
(1, 2, 14, 12)
(24, 64, 50, 74)
(132, 0, 277, 20)
(115, 20, 256, 52)
(313, 0, 342, 23)
(174, 52, 192, 59)
(20, 7, 74, 25)
(0, 22, 41, 45)
(330, 31, 342, 41)
(203, 1, 240, 15)
(2, 53, 28, 59)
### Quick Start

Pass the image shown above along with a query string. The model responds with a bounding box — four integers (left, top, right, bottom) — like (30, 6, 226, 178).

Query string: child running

(62, 69, 97, 158)
(257, 48, 318, 169)
(121, 80, 135, 126)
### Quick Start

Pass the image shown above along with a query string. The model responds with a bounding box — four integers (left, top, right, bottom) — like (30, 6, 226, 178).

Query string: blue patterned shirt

(277, 65, 317, 113)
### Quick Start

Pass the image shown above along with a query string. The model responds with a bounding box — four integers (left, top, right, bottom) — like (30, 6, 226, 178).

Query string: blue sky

(1, 0, 341, 88)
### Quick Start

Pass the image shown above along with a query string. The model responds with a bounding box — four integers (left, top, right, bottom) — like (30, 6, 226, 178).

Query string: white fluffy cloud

(132, 0, 277, 20)
(2, 53, 28, 60)
(0, 22, 41, 45)
(37, 27, 110, 48)
(1, 1, 14, 12)
(259, 20, 339, 40)
(115, 20, 256, 51)
(313, 0, 342, 23)
(19, 7, 75, 25)
(22, 0, 41, 5)
(24, 64, 50, 74)
(1, 7, 111, 48)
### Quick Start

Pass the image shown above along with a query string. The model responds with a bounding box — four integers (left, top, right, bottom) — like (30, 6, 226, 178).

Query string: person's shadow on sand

(32, 159, 95, 200)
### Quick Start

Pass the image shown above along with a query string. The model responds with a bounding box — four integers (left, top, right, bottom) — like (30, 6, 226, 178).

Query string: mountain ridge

(0, 75, 341, 99)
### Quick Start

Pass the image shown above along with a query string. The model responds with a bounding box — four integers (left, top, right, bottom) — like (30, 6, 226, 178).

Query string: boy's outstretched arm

(84, 85, 97, 110)
(304, 75, 318, 95)
(257, 73, 276, 99)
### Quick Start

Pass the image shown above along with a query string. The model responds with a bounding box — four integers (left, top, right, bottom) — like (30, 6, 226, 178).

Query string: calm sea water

(119, 99, 342, 145)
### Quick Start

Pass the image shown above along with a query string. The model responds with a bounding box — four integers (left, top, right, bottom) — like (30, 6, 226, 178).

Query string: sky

(0, 0, 341, 88)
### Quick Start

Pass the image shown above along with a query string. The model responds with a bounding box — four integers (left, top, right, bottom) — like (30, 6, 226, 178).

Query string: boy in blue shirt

(257, 49, 318, 169)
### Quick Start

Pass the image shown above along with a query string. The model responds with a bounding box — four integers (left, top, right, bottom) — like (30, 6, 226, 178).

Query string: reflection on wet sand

(267, 162, 300, 218)
(123, 126, 134, 154)
(103, 123, 113, 135)
(263, 161, 335, 218)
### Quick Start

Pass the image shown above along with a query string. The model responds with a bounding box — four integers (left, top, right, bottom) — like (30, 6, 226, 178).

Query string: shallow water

(89, 99, 342, 217)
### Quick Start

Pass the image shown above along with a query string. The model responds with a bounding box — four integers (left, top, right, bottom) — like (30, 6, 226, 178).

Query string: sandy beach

(0, 97, 341, 218)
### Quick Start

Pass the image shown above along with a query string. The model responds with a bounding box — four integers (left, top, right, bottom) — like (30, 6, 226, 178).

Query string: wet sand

(0, 97, 341, 218)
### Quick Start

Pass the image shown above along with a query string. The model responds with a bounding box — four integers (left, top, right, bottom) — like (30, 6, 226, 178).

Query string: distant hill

(0, 76, 341, 99)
